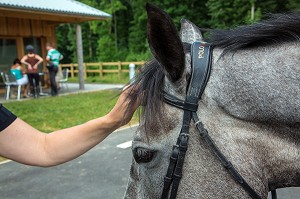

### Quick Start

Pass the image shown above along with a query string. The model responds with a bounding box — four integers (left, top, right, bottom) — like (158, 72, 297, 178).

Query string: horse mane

(209, 12, 300, 53)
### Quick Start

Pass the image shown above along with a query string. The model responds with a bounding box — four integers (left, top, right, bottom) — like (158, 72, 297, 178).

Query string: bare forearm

(36, 60, 43, 66)
(43, 115, 120, 166)
(36, 56, 43, 66)
(0, 115, 121, 167)
(21, 61, 29, 66)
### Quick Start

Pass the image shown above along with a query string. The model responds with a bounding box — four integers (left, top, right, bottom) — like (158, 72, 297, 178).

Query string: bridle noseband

(161, 42, 271, 199)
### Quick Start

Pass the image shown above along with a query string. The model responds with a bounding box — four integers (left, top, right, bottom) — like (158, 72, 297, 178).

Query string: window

(0, 39, 17, 72)
(23, 37, 42, 56)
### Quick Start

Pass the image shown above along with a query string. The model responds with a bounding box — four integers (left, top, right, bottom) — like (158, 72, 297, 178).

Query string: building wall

(0, 17, 55, 37)
(0, 16, 57, 71)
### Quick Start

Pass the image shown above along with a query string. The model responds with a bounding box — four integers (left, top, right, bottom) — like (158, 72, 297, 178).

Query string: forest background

(56, 0, 300, 64)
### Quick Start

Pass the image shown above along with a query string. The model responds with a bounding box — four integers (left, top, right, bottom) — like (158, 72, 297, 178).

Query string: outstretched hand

(107, 85, 140, 127)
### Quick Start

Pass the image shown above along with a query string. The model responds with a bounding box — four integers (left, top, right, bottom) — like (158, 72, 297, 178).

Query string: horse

(124, 3, 300, 199)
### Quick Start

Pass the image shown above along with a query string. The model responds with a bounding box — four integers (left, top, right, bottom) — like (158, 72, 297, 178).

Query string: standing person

(20, 45, 43, 98)
(46, 42, 63, 96)
(10, 58, 29, 98)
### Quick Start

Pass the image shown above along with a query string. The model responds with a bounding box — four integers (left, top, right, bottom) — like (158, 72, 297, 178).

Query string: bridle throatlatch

(161, 42, 267, 199)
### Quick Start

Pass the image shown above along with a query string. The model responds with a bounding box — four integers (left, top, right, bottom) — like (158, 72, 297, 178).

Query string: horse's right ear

(146, 3, 185, 83)
(180, 19, 204, 43)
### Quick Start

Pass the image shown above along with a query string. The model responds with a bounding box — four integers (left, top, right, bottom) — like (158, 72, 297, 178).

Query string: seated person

(10, 58, 29, 98)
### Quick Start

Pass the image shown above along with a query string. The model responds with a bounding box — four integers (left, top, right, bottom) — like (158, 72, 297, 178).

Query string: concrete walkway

(0, 126, 136, 199)
(0, 82, 124, 102)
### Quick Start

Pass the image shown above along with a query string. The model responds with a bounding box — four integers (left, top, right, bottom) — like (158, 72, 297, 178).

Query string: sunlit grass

(3, 90, 139, 133)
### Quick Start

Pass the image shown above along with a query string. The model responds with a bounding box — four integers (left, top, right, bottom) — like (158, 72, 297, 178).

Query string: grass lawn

(3, 90, 139, 133)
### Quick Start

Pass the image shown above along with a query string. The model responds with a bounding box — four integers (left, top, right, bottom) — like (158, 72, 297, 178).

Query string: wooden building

(0, 0, 110, 73)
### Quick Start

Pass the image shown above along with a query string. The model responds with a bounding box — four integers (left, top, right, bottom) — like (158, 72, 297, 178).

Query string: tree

(127, 0, 149, 61)
(56, 24, 76, 64)
(287, 0, 300, 10)
(206, 0, 257, 28)
(56, 0, 299, 63)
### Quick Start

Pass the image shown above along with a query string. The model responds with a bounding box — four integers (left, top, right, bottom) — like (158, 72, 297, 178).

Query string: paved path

(0, 126, 136, 199)
(270, 188, 300, 199)
(57, 83, 124, 95)
(0, 82, 124, 102)
(0, 125, 299, 199)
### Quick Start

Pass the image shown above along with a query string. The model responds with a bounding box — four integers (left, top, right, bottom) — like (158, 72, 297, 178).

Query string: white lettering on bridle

(198, 45, 205, 59)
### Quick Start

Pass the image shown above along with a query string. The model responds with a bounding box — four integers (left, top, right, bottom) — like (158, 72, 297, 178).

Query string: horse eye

(133, 147, 154, 163)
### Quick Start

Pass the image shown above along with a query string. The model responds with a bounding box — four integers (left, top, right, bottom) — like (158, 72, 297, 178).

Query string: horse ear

(146, 3, 185, 83)
(180, 19, 204, 43)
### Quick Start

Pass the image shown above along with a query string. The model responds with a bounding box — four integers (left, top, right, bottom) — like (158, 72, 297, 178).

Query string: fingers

(108, 83, 141, 126)
(122, 84, 130, 91)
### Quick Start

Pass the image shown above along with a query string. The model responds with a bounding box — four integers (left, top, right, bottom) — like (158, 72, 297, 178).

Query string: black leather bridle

(160, 42, 275, 199)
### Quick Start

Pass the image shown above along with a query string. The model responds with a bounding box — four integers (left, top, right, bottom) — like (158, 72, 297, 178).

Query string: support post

(129, 63, 135, 83)
(76, 24, 84, 90)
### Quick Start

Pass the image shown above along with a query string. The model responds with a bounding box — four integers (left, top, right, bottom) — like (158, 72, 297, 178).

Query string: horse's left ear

(146, 3, 185, 83)
(180, 19, 204, 43)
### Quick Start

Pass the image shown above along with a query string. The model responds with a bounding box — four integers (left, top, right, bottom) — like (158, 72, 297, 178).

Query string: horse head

(124, 3, 300, 199)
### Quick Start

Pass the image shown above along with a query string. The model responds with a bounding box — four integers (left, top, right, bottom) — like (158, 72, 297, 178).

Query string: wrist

(105, 112, 123, 130)
(85, 116, 119, 139)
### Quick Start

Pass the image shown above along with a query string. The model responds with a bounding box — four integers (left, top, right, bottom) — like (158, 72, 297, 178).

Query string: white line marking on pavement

(117, 141, 132, 149)
(0, 159, 12, 165)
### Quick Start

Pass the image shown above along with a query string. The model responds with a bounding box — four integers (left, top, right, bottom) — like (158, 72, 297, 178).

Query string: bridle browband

(161, 42, 273, 199)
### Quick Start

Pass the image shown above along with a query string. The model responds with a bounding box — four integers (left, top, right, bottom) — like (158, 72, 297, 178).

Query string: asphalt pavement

(0, 82, 124, 103)
(0, 125, 299, 199)
(0, 126, 136, 199)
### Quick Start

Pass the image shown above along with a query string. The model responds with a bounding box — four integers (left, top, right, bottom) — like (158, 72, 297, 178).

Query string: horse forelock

(131, 59, 165, 134)
(130, 43, 192, 136)
(210, 12, 300, 54)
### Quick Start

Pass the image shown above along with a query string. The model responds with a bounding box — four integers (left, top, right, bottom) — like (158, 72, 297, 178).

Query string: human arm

(0, 86, 139, 167)
(20, 55, 32, 70)
(46, 50, 51, 62)
(33, 54, 43, 69)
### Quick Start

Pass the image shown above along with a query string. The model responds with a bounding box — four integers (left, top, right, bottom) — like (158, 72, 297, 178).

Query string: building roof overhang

(0, 0, 111, 23)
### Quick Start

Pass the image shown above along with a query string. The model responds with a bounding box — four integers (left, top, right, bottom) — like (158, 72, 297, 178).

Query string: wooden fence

(60, 61, 146, 80)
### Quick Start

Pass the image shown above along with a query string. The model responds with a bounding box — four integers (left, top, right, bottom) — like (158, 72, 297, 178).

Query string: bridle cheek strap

(161, 42, 213, 199)
(161, 42, 264, 199)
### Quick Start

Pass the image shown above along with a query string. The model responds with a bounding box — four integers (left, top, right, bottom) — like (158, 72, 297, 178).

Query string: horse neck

(209, 44, 300, 188)
(261, 125, 300, 189)
(202, 98, 300, 190)
(197, 99, 300, 195)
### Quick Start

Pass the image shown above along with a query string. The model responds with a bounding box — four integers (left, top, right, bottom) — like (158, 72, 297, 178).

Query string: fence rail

(60, 61, 146, 80)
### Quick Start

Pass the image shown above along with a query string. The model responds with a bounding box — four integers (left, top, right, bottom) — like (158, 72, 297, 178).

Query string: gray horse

(124, 3, 300, 199)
